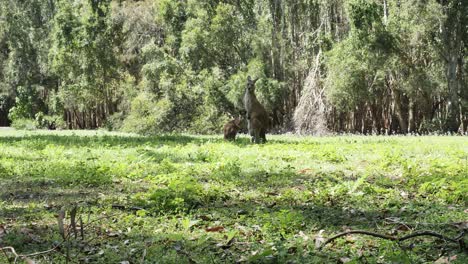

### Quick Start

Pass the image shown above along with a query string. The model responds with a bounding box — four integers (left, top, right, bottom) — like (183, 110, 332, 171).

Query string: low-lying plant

(0, 131, 466, 263)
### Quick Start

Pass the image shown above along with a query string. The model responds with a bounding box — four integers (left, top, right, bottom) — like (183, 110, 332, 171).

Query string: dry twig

(319, 229, 467, 250)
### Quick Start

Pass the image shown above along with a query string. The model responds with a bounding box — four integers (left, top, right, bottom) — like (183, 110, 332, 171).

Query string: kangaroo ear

(252, 78, 259, 84)
(247, 76, 251, 82)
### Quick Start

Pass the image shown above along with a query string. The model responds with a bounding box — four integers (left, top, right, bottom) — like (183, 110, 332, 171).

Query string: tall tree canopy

(0, 0, 466, 134)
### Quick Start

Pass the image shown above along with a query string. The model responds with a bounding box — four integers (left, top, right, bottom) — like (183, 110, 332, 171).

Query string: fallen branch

(0, 208, 80, 263)
(0, 245, 56, 263)
(1, 232, 67, 263)
(319, 229, 466, 250)
(1, 246, 13, 264)
(111, 204, 144, 211)
(21, 244, 62, 258)
(1, 206, 124, 263)
(0, 247, 18, 263)
(399, 231, 459, 243)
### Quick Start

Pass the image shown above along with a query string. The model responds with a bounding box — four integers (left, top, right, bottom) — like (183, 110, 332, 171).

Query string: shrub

(105, 112, 125, 131)
(122, 93, 174, 135)
(11, 118, 37, 130)
(35, 112, 66, 130)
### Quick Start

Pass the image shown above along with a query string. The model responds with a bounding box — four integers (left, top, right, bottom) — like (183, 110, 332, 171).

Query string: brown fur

(243, 76, 269, 143)
(224, 118, 242, 141)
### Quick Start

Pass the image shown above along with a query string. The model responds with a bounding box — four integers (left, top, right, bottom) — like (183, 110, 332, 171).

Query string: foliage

(35, 112, 66, 130)
(0, 0, 467, 134)
(10, 118, 37, 130)
(0, 130, 466, 263)
(121, 92, 174, 135)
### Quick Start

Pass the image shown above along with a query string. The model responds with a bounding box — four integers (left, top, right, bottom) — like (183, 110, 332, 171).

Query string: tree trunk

(408, 98, 416, 133)
(439, 0, 465, 132)
(387, 73, 408, 133)
(393, 89, 408, 133)
(446, 55, 460, 132)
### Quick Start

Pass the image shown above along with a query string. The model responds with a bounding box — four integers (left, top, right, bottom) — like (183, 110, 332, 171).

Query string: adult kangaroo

(243, 76, 269, 143)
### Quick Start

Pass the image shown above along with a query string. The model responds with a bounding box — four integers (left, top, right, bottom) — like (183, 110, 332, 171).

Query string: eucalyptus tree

(435, 0, 468, 132)
(49, 0, 120, 128)
(1, 0, 465, 134)
(0, 0, 55, 124)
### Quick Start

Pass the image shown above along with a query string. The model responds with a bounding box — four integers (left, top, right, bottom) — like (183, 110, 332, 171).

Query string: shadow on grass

(0, 177, 113, 208)
(117, 199, 462, 263)
(1, 189, 463, 263)
(0, 132, 325, 149)
(0, 134, 219, 148)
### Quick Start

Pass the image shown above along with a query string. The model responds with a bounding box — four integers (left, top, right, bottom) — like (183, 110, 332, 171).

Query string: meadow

(0, 130, 467, 263)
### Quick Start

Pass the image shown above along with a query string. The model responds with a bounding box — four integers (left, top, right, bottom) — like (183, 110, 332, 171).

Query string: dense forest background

(0, 0, 467, 134)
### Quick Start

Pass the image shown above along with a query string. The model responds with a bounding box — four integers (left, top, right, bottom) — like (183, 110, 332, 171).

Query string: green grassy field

(0, 130, 467, 263)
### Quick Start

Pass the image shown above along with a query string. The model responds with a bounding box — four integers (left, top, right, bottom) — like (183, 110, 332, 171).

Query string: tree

(49, 0, 120, 128)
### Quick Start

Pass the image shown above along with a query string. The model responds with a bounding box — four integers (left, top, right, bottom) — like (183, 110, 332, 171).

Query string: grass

(0, 130, 467, 263)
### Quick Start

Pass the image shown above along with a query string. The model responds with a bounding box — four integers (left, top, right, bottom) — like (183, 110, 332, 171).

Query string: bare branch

(319, 229, 466, 250)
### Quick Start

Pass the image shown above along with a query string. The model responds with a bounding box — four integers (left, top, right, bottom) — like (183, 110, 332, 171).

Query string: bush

(10, 112, 66, 131)
(11, 118, 37, 130)
(105, 112, 125, 131)
(122, 93, 174, 135)
(35, 112, 66, 130)
(189, 103, 228, 134)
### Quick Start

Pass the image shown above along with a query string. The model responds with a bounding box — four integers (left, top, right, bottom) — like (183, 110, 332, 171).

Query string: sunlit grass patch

(0, 130, 466, 263)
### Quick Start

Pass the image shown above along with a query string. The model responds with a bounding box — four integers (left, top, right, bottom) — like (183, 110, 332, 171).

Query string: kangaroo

(243, 76, 269, 143)
(224, 117, 243, 141)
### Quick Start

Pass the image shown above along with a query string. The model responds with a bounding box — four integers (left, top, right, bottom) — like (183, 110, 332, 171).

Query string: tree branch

(319, 229, 466, 250)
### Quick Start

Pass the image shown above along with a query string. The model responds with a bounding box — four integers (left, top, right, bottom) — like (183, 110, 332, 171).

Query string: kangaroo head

(246, 76, 259, 95)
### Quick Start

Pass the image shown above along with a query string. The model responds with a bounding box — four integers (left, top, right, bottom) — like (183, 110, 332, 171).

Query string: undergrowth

(0, 130, 466, 263)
